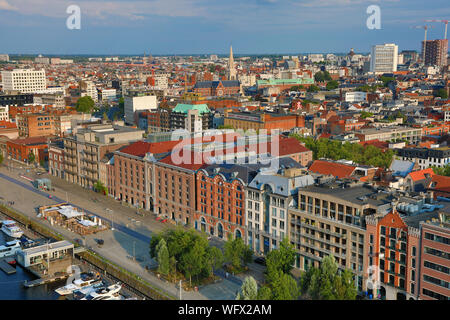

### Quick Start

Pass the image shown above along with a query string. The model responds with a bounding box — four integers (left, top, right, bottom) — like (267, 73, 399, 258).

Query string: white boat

(1, 220, 24, 238)
(81, 283, 122, 300)
(0, 240, 22, 258)
(55, 272, 102, 296)
(72, 281, 107, 300)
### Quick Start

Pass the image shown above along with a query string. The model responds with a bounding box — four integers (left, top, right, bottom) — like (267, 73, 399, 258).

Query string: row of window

(424, 232, 450, 245)
(424, 260, 450, 275)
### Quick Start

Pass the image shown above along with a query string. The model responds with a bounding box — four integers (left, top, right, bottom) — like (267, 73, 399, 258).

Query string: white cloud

(0, 0, 18, 11)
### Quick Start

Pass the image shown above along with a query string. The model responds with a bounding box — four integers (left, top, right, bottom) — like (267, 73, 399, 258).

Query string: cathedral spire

(228, 45, 237, 80)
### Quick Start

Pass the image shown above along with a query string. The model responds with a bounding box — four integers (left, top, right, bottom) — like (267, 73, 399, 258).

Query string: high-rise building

(422, 39, 449, 67)
(370, 44, 398, 74)
(79, 80, 98, 103)
(1, 69, 46, 93)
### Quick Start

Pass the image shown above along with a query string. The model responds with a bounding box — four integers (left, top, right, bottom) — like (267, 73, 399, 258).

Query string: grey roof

(390, 160, 415, 177)
(194, 80, 240, 89)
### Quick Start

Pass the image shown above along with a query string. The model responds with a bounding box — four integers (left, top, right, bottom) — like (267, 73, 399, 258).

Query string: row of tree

(150, 229, 254, 287)
(236, 239, 358, 300)
(290, 135, 394, 168)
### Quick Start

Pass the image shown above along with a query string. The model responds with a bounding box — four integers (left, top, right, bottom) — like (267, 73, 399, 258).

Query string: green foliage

(326, 80, 339, 90)
(434, 88, 448, 99)
(307, 85, 320, 92)
(256, 286, 272, 300)
(360, 111, 373, 119)
(103, 111, 109, 120)
(149, 228, 224, 286)
(224, 237, 253, 271)
(236, 276, 258, 300)
(218, 125, 234, 129)
(0, 153, 3, 165)
(289, 135, 394, 168)
(269, 270, 300, 300)
(93, 180, 108, 195)
(156, 239, 170, 275)
(76, 96, 95, 113)
(300, 255, 357, 300)
(266, 238, 296, 275)
(118, 97, 125, 111)
(431, 165, 450, 176)
(314, 71, 332, 82)
(27, 152, 35, 163)
(380, 76, 395, 87)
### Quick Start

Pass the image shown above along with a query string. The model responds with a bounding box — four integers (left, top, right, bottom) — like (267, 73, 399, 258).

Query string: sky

(0, 0, 449, 55)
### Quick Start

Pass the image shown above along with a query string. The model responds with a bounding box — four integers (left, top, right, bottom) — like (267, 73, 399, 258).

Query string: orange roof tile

(408, 168, 435, 182)
(308, 160, 356, 178)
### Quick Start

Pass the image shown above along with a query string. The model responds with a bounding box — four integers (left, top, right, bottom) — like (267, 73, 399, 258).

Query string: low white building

(345, 91, 367, 103)
(124, 94, 157, 125)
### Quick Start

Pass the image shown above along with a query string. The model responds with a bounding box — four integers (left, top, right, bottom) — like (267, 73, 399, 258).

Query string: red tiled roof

(408, 168, 435, 182)
(359, 139, 389, 150)
(159, 149, 207, 171)
(308, 160, 356, 178)
(430, 175, 450, 191)
(9, 136, 49, 145)
(271, 137, 311, 156)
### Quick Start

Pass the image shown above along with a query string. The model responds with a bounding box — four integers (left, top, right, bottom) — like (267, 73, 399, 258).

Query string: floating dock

(24, 274, 68, 288)
(0, 258, 16, 274)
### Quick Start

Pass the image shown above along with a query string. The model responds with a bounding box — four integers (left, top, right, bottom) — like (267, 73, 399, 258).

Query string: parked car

(254, 257, 266, 265)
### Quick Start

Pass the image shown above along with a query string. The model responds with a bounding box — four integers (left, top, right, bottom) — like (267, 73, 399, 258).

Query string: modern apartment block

(288, 181, 394, 292)
(170, 103, 211, 133)
(79, 80, 98, 103)
(419, 211, 450, 300)
(422, 39, 449, 67)
(1, 69, 46, 93)
(247, 162, 314, 254)
(0, 93, 34, 106)
(355, 126, 422, 144)
(63, 124, 144, 188)
(370, 44, 398, 74)
(396, 147, 450, 169)
(124, 92, 158, 125)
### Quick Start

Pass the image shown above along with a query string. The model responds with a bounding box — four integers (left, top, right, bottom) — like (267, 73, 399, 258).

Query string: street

(0, 161, 246, 299)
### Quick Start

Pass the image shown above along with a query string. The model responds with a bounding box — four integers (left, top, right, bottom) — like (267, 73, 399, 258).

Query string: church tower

(228, 45, 237, 81)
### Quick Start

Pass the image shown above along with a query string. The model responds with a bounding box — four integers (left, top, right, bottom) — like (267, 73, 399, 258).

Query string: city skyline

(0, 0, 449, 55)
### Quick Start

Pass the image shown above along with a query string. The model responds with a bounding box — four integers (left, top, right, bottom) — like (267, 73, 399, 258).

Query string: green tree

(266, 238, 296, 275)
(434, 88, 448, 99)
(27, 152, 35, 163)
(269, 270, 299, 300)
(93, 180, 108, 195)
(300, 255, 357, 300)
(0, 153, 3, 166)
(307, 85, 320, 92)
(103, 111, 109, 120)
(360, 111, 373, 119)
(156, 238, 170, 276)
(236, 276, 258, 300)
(431, 165, 450, 176)
(180, 240, 206, 287)
(207, 246, 224, 274)
(76, 96, 95, 113)
(224, 237, 253, 271)
(326, 80, 339, 90)
(257, 286, 272, 300)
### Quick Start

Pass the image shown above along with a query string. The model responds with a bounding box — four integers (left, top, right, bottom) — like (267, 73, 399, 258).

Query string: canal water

(0, 231, 61, 300)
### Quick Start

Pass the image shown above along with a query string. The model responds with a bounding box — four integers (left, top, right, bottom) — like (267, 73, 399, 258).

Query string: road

(0, 162, 244, 299)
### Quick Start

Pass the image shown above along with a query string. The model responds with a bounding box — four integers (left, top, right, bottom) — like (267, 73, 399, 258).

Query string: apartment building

(79, 80, 98, 103)
(370, 44, 398, 74)
(6, 136, 49, 164)
(224, 111, 305, 132)
(288, 181, 394, 292)
(246, 161, 314, 254)
(48, 140, 65, 179)
(170, 103, 211, 133)
(0, 93, 34, 106)
(64, 124, 144, 188)
(195, 163, 259, 241)
(16, 113, 54, 137)
(124, 92, 158, 125)
(422, 39, 448, 67)
(0, 106, 8, 121)
(419, 212, 450, 300)
(355, 126, 422, 144)
(1, 69, 46, 93)
(396, 146, 450, 169)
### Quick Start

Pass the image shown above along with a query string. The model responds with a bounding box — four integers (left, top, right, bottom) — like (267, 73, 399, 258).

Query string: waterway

(0, 231, 61, 300)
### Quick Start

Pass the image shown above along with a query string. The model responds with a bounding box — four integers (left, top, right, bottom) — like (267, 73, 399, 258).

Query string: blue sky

(0, 0, 449, 55)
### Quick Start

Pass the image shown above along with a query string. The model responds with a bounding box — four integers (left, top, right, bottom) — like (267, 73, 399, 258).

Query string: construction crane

(425, 19, 449, 39)
(411, 25, 434, 63)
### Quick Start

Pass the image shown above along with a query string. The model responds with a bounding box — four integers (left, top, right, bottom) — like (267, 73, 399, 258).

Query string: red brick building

(195, 165, 247, 240)
(418, 216, 450, 300)
(193, 80, 240, 97)
(48, 140, 65, 178)
(6, 136, 49, 164)
(365, 209, 420, 300)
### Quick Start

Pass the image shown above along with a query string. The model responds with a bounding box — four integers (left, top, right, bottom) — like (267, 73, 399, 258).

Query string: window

(412, 246, 416, 257)
(272, 208, 276, 217)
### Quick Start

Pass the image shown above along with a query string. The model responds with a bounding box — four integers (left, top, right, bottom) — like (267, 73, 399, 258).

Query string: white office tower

(370, 44, 398, 74)
(124, 94, 157, 125)
(1, 69, 46, 93)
